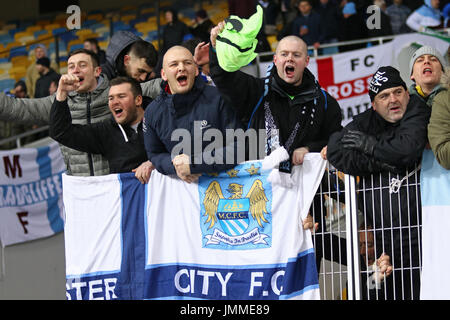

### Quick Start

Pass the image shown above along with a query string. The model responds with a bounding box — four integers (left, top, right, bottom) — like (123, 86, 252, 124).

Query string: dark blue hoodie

(143, 76, 244, 175)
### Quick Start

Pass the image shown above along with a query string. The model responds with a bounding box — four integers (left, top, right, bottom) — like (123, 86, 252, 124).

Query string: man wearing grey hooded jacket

(101, 30, 158, 83)
(0, 48, 162, 176)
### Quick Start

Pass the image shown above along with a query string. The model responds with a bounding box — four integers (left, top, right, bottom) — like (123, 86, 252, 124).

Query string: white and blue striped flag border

(420, 149, 450, 300)
(64, 154, 326, 300)
(0, 141, 65, 247)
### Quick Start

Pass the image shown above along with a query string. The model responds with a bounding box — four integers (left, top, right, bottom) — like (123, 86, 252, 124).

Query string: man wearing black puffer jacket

(209, 25, 342, 172)
(327, 66, 431, 300)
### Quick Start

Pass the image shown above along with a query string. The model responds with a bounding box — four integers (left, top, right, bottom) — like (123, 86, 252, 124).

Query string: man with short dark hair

(25, 44, 59, 98)
(12, 80, 28, 98)
(292, 0, 323, 50)
(102, 31, 159, 83)
(50, 76, 153, 183)
(84, 37, 107, 65)
(34, 56, 61, 98)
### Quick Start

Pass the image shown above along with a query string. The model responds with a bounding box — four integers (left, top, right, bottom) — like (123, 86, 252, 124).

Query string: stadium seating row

(0, 0, 232, 92)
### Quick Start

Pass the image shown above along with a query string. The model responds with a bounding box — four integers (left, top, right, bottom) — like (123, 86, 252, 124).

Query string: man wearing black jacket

(35, 57, 61, 98)
(327, 66, 430, 299)
(49, 76, 153, 184)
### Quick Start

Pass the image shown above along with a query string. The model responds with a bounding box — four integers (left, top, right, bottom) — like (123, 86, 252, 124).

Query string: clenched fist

(56, 74, 81, 101)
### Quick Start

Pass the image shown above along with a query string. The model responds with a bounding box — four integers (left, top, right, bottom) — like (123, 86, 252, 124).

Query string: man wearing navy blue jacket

(143, 45, 244, 183)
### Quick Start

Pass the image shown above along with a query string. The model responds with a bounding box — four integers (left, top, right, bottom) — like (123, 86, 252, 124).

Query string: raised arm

(0, 92, 54, 125)
(49, 74, 106, 155)
(208, 22, 265, 122)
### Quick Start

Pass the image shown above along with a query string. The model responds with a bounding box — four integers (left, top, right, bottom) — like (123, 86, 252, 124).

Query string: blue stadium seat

(9, 47, 28, 60)
(129, 17, 147, 28)
(82, 19, 100, 28)
(8, 27, 26, 37)
(59, 32, 78, 44)
(68, 43, 84, 52)
(52, 28, 68, 36)
(147, 30, 159, 41)
(34, 30, 49, 38)
(0, 78, 16, 92)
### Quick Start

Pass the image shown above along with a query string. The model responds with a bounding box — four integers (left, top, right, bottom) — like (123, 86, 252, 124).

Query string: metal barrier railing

(0, 125, 49, 149)
(312, 163, 423, 300)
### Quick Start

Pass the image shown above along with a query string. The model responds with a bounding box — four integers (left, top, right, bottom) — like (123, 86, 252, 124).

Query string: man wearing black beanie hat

(35, 56, 61, 98)
(326, 65, 431, 300)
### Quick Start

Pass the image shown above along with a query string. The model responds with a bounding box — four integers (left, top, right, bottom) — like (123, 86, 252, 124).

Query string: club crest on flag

(198, 162, 272, 250)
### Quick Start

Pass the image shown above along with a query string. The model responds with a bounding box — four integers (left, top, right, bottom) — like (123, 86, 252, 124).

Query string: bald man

(142, 46, 244, 182)
(209, 27, 342, 168)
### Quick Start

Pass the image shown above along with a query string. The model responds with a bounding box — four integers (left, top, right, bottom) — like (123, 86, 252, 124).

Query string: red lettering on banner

(17, 211, 29, 234)
(3, 155, 22, 178)
(325, 76, 372, 100)
(316, 57, 372, 100)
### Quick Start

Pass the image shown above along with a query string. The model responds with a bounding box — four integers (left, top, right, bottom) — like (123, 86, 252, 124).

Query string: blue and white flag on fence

(0, 141, 65, 247)
(420, 149, 450, 300)
(64, 154, 326, 300)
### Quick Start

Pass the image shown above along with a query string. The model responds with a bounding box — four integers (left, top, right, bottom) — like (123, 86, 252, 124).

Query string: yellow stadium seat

(121, 14, 137, 23)
(67, 39, 84, 50)
(44, 23, 62, 32)
(151, 40, 159, 51)
(140, 7, 155, 15)
(121, 5, 137, 12)
(35, 33, 53, 46)
(87, 13, 104, 21)
(26, 25, 42, 33)
(14, 31, 33, 41)
(59, 60, 68, 68)
(36, 20, 52, 27)
(16, 35, 35, 44)
(10, 56, 30, 67)
(80, 33, 99, 42)
(9, 65, 27, 81)
(98, 41, 109, 50)
(0, 62, 12, 70)
(3, 24, 17, 31)
(267, 35, 278, 52)
(5, 42, 22, 51)
(76, 29, 93, 36)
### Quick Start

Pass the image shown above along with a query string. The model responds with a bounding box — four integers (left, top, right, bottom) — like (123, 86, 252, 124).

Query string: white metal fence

(312, 163, 423, 300)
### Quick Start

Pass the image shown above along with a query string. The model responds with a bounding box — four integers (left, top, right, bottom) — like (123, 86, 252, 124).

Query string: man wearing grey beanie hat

(409, 45, 448, 106)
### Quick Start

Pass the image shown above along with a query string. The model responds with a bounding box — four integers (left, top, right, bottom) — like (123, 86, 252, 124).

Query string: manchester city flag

(0, 141, 65, 247)
(64, 154, 326, 300)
